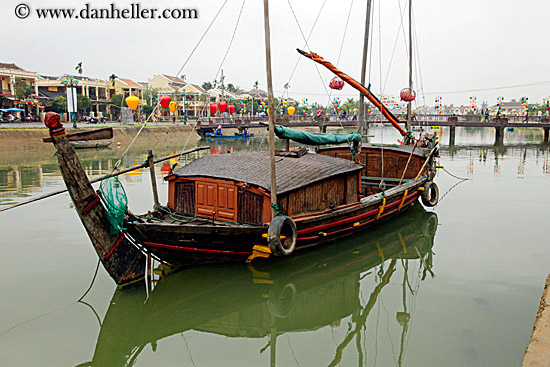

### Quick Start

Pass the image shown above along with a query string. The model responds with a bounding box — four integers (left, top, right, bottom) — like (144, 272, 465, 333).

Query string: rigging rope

(287, 0, 331, 98)
(173, 0, 230, 78)
(382, 0, 407, 94)
(214, 0, 247, 82)
(324, 0, 354, 130)
(285, 0, 328, 88)
(112, 101, 160, 172)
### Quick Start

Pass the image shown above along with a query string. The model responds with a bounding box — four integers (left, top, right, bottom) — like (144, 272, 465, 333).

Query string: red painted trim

(144, 242, 252, 255)
(297, 193, 420, 242)
(105, 232, 125, 261)
(82, 194, 101, 215)
(297, 191, 419, 236)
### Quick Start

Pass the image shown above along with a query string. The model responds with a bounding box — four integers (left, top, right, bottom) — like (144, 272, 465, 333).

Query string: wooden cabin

(318, 145, 425, 196)
(164, 152, 363, 225)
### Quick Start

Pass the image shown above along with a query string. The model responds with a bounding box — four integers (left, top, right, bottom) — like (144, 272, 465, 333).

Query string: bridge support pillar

(449, 126, 456, 146)
(495, 127, 504, 145)
(544, 128, 550, 143)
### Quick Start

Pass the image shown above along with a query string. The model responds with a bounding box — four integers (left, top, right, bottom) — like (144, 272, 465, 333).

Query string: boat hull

(126, 177, 425, 266)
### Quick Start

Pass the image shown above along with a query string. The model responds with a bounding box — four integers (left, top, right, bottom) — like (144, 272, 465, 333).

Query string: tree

(143, 104, 154, 115)
(77, 94, 91, 114)
(75, 62, 83, 75)
(110, 94, 126, 107)
(227, 83, 240, 93)
(202, 81, 213, 90)
(342, 98, 358, 113)
(143, 87, 159, 106)
(108, 74, 117, 89)
(481, 100, 489, 110)
(48, 96, 67, 113)
(15, 78, 33, 100)
(109, 93, 126, 119)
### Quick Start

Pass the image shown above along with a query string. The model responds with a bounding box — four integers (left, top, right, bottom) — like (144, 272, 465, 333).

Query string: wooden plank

(43, 127, 113, 142)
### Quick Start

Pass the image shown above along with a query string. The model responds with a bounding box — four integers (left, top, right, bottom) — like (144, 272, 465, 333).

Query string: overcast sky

(3, 0, 550, 108)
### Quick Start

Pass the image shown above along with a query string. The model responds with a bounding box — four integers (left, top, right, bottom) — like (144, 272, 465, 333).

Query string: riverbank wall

(522, 273, 550, 366)
(0, 125, 212, 166)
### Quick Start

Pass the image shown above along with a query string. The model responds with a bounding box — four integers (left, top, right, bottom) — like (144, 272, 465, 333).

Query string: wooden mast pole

(147, 150, 160, 208)
(358, 0, 372, 134)
(406, 0, 413, 131)
(263, 0, 278, 219)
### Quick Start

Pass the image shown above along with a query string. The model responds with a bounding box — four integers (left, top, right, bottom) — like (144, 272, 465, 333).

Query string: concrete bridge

(196, 114, 550, 144)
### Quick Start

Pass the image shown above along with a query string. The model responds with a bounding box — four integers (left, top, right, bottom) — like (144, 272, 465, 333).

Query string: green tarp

(274, 125, 362, 146)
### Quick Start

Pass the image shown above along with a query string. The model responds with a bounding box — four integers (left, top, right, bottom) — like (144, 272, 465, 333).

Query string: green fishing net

(99, 175, 128, 235)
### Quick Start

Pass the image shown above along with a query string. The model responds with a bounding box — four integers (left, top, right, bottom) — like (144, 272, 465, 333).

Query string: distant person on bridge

(496, 110, 502, 122)
(483, 109, 490, 123)
(538, 110, 542, 122)
(523, 111, 529, 123)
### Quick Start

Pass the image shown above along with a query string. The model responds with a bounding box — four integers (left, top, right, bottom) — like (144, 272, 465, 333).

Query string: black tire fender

(421, 181, 439, 207)
(268, 215, 297, 256)
(422, 212, 439, 236)
(268, 282, 297, 319)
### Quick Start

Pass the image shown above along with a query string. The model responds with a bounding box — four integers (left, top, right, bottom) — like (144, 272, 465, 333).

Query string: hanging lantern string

(286, 0, 330, 99)
(214, 0, 247, 82)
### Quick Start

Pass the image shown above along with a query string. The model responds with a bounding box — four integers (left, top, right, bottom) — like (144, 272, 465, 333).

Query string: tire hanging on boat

(268, 215, 297, 256)
(421, 181, 439, 207)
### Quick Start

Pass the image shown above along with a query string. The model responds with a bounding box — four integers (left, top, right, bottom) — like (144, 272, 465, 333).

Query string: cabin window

(175, 181, 195, 215)
(237, 189, 264, 225)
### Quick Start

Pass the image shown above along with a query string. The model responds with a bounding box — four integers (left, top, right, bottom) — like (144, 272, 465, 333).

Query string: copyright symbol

(15, 4, 30, 19)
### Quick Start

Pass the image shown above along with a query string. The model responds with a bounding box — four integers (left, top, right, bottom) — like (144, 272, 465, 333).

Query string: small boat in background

(70, 140, 113, 149)
(204, 132, 254, 139)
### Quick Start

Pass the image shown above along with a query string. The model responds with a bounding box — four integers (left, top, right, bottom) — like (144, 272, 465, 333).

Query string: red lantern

(218, 101, 228, 113)
(329, 77, 345, 90)
(159, 95, 171, 109)
(400, 88, 416, 102)
(228, 104, 235, 114)
(160, 161, 171, 175)
(210, 104, 218, 115)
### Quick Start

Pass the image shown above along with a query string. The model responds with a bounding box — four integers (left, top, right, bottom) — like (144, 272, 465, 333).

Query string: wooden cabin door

(195, 180, 237, 221)
(216, 183, 237, 222)
(196, 181, 217, 217)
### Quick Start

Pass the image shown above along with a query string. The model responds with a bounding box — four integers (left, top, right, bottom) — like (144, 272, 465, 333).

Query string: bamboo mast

(263, 0, 278, 219)
(406, 0, 413, 131)
(358, 0, 372, 134)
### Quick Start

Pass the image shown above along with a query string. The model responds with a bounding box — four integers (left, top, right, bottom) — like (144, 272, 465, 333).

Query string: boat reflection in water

(89, 205, 438, 367)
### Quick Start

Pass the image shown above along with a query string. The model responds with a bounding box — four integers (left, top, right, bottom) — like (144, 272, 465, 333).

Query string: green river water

(0, 125, 549, 366)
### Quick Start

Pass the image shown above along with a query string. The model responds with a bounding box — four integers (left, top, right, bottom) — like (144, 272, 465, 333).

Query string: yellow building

(108, 77, 145, 99)
(0, 62, 38, 111)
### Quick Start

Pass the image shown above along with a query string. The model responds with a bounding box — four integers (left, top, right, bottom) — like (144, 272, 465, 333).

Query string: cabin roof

(173, 151, 362, 194)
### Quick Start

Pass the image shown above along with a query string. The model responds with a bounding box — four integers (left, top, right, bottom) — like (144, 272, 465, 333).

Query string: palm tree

(75, 62, 83, 75)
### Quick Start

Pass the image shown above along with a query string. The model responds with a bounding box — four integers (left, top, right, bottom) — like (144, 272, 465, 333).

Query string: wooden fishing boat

(41, 4, 439, 285)
(204, 132, 254, 139)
